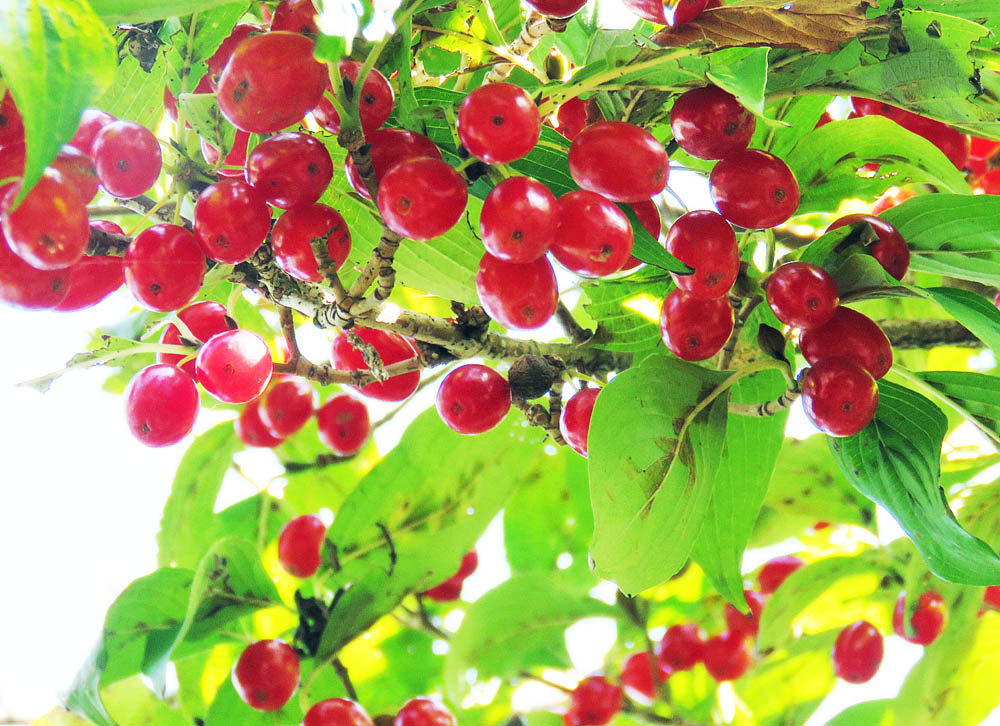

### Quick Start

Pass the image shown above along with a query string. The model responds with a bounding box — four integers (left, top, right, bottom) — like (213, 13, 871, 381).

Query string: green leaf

(89, 0, 249, 24)
(582, 271, 671, 354)
(163, 4, 248, 98)
(443, 575, 617, 701)
(177, 92, 235, 159)
(588, 354, 729, 594)
(101, 677, 188, 726)
(827, 700, 895, 726)
(96, 55, 167, 130)
(916, 370, 1000, 446)
(912, 286, 1000, 357)
(0, 0, 116, 201)
(158, 422, 242, 569)
(205, 676, 300, 726)
(829, 380, 1000, 585)
(705, 47, 769, 116)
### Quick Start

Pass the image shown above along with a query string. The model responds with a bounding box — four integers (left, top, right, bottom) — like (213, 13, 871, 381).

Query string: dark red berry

(1, 170, 89, 270)
(630, 200, 661, 239)
(158, 301, 232, 378)
(201, 130, 251, 176)
(559, 387, 599, 458)
(670, 86, 755, 160)
(458, 83, 540, 164)
(553, 97, 589, 140)
(985, 586, 1000, 609)
(523, 0, 587, 17)
(826, 213, 910, 280)
(261, 378, 315, 437)
(330, 327, 420, 402)
(244, 131, 333, 209)
(270, 0, 319, 34)
(723, 590, 766, 638)
(659, 289, 733, 361)
(0, 140, 25, 182)
(710, 150, 799, 229)
(665, 210, 738, 298)
(621, 652, 669, 699)
(569, 121, 668, 203)
(207, 24, 262, 89)
(316, 393, 371, 456)
(765, 261, 839, 329)
(480, 176, 557, 263)
(271, 203, 351, 282)
(232, 640, 299, 711)
(377, 157, 468, 240)
(305, 699, 374, 726)
(236, 398, 285, 448)
(552, 190, 634, 277)
(0, 229, 69, 309)
(854, 101, 970, 169)
(893, 591, 946, 646)
(51, 145, 99, 204)
(0, 91, 24, 149)
(757, 555, 804, 594)
(394, 699, 455, 726)
(799, 306, 892, 380)
(54, 253, 124, 312)
(278, 514, 326, 577)
(801, 358, 879, 438)
(194, 178, 271, 264)
(621, 0, 708, 25)
(124, 224, 205, 312)
(92, 120, 162, 199)
(125, 363, 199, 447)
(313, 61, 394, 135)
(657, 624, 702, 671)
(196, 329, 274, 404)
(67, 108, 115, 155)
(476, 252, 559, 330)
(832, 621, 883, 683)
(701, 631, 751, 682)
(567, 676, 623, 726)
(344, 128, 440, 201)
(436, 364, 511, 435)
(423, 551, 478, 601)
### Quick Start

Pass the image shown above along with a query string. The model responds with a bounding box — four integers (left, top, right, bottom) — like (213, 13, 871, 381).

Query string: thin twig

(332, 658, 358, 701)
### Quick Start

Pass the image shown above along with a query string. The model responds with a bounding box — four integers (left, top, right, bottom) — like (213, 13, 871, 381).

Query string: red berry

(832, 621, 883, 683)
(523, 0, 587, 17)
(757, 555, 803, 594)
(201, 130, 251, 176)
(278, 514, 326, 577)
(0, 229, 69, 309)
(969, 135, 1000, 162)
(436, 364, 511, 435)
(553, 97, 589, 140)
(630, 200, 661, 239)
(313, 61, 394, 135)
(196, 329, 274, 404)
(377, 157, 468, 241)
(765, 261, 839, 329)
(801, 357, 879, 438)
(621, 652, 669, 699)
(316, 394, 371, 455)
(330, 327, 421, 402)
(711, 150, 799, 229)
(799, 306, 892, 380)
(232, 640, 299, 711)
(424, 551, 478, 601)
(260, 378, 315, 437)
(657, 624, 702, 671)
(659, 288, 733, 361)
(670, 86, 755, 160)
(476, 252, 559, 330)
(244, 131, 333, 209)
(567, 676, 623, 726)
(665, 210, 738, 299)
(826, 213, 910, 280)
(207, 24, 262, 89)
(125, 363, 199, 447)
(0, 91, 24, 149)
(194, 178, 271, 264)
(344, 128, 440, 201)
(1, 170, 89, 270)
(92, 120, 162, 199)
(271, 203, 351, 282)
(893, 591, 946, 645)
(458, 83, 540, 164)
(815, 111, 834, 128)
(270, 0, 319, 34)
(559, 387, 600, 458)
(51, 145, 99, 204)
(54, 253, 124, 312)
(305, 699, 374, 726)
(0, 140, 25, 182)
(236, 398, 285, 448)
(158, 301, 233, 379)
(723, 590, 766, 638)
(480, 176, 557, 263)
(701, 631, 751, 681)
(621, 0, 708, 25)
(217, 31, 327, 133)
(67, 108, 115, 155)
(569, 121, 668, 203)
(124, 224, 205, 312)
(552, 190, 634, 277)
(985, 585, 1000, 609)
(394, 699, 455, 726)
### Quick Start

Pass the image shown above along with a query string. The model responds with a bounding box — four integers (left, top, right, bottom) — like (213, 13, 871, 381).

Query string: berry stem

(555, 301, 593, 344)
(727, 385, 801, 417)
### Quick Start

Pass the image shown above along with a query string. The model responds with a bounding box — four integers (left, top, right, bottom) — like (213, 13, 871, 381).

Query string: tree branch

(879, 318, 981, 349)
(483, 12, 562, 85)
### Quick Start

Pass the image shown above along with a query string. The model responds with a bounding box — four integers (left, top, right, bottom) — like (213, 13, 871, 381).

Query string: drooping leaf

(916, 370, 1000, 446)
(827, 699, 895, 726)
(96, 54, 168, 130)
(582, 271, 671, 354)
(89, 0, 248, 24)
(912, 286, 1000, 358)
(705, 47, 770, 116)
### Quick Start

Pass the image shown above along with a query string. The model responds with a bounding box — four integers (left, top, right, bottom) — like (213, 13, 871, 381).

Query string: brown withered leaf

(653, 0, 885, 53)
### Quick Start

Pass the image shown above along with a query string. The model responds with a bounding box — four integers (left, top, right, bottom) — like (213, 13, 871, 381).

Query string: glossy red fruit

(207, 24, 262, 88)
(621, 0, 708, 25)
(711, 150, 799, 229)
(985, 586, 1000, 609)
(344, 129, 441, 201)
(436, 364, 511, 435)
(201, 130, 251, 176)
(0, 141, 25, 183)
(553, 97, 589, 140)
(480, 177, 557, 263)
(893, 591, 946, 645)
(670, 86, 755, 160)
(125, 224, 205, 312)
(758, 555, 804, 594)
(523, 0, 587, 17)
(125, 363, 199, 447)
(194, 178, 271, 264)
(476, 253, 559, 330)
(278, 514, 326, 577)
(567, 676, 623, 726)
(196, 329, 274, 404)
(665, 210, 738, 299)
(244, 132, 333, 209)
(724, 590, 766, 638)
(232, 640, 299, 711)
(657, 624, 702, 671)
(0, 230, 69, 309)
(701, 631, 751, 682)
(815, 111, 834, 128)
(330, 327, 421, 402)
(621, 652, 669, 699)
(261, 378, 315, 437)
(313, 61, 394, 135)
(51, 145, 99, 203)
(424, 551, 478, 601)
(631, 200, 661, 239)
(217, 31, 327, 133)
(833, 621, 883, 683)
(271, 204, 351, 282)
(305, 699, 374, 726)
(271, 0, 319, 33)
(458, 83, 540, 164)
(799, 306, 892, 380)
(826, 213, 910, 280)
(765, 261, 839, 329)
(55, 239, 124, 312)
(67, 108, 116, 155)
(316, 394, 371, 455)
(559, 387, 600, 458)
(0, 91, 24, 148)
(236, 398, 285, 448)
(377, 157, 468, 240)
(92, 120, 162, 199)
(801, 358, 879, 438)
(158, 301, 233, 378)
(569, 121, 668, 203)
(553, 190, 634, 277)
(659, 289, 733, 361)
(394, 699, 456, 726)
(1, 170, 89, 270)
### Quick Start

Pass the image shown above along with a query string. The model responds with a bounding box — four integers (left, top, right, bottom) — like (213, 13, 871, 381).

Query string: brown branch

(113, 195, 184, 226)
(273, 353, 422, 386)
(483, 12, 563, 85)
(85, 224, 131, 256)
(555, 301, 593, 344)
(879, 318, 981, 349)
(283, 452, 355, 472)
(278, 306, 301, 363)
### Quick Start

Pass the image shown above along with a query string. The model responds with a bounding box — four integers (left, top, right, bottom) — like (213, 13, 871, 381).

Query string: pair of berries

(306, 697, 454, 726)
